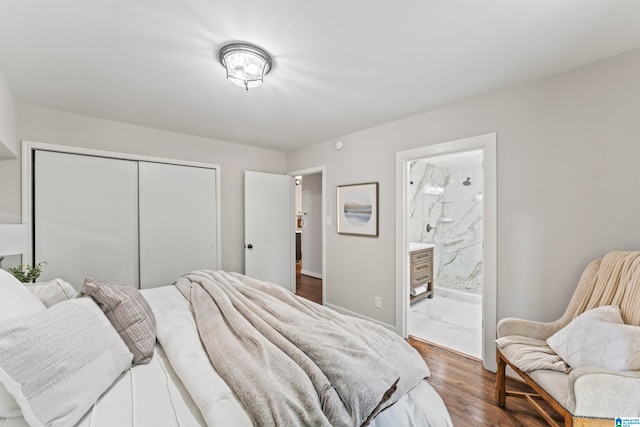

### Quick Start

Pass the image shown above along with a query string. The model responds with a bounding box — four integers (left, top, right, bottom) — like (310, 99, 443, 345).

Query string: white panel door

(244, 171, 294, 291)
(139, 162, 217, 289)
(34, 151, 139, 290)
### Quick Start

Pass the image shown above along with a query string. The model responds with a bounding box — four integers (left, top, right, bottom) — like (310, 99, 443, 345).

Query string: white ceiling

(2, 0, 640, 152)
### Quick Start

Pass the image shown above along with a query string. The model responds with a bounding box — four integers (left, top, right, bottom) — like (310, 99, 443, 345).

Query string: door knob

(426, 224, 436, 233)
(246, 244, 253, 249)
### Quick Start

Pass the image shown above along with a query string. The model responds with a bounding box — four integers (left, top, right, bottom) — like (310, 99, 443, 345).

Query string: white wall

(301, 173, 322, 278)
(0, 65, 21, 269)
(0, 66, 19, 263)
(0, 104, 286, 273)
(0, 67, 17, 159)
(286, 49, 640, 327)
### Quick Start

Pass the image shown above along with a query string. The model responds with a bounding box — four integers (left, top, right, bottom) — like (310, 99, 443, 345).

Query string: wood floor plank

(408, 336, 565, 427)
(295, 262, 322, 304)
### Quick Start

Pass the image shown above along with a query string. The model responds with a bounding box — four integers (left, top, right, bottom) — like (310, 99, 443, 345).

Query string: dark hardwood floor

(408, 336, 564, 426)
(295, 261, 322, 304)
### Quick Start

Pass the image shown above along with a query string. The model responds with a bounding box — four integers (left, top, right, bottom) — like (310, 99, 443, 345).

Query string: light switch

(326, 216, 332, 226)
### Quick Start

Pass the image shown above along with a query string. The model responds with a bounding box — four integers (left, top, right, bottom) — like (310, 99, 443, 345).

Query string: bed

(0, 269, 452, 427)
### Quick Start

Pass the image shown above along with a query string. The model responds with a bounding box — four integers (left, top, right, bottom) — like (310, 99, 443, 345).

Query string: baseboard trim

(300, 269, 323, 279)
(324, 303, 395, 331)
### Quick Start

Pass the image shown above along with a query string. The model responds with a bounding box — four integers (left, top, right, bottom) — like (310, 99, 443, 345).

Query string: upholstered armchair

(495, 253, 640, 427)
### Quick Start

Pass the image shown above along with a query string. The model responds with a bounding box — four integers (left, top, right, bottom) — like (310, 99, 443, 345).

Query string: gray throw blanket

(175, 270, 430, 427)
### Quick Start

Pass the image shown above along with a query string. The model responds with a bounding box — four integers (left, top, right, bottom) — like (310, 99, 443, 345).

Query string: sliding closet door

(138, 162, 217, 289)
(34, 151, 139, 289)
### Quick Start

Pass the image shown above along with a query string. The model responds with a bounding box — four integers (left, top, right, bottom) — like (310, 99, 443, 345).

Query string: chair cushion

(528, 369, 572, 412)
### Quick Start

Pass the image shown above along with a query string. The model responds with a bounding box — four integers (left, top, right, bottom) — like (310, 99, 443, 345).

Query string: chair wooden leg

(494, 348, 583, 427)
(495, 350, 507, 406)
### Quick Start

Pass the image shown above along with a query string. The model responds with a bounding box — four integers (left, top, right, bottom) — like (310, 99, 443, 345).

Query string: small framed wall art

(336, 182, 379, 236)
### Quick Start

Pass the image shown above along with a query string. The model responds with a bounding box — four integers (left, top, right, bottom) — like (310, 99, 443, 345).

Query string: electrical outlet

(374, 296, 381, 309)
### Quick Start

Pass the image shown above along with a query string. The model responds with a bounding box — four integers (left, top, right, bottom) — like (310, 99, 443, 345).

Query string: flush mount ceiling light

(218, 42, 273, 91)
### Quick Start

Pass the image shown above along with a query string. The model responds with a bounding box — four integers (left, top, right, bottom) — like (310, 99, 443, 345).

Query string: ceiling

(2, 1, 640, 152)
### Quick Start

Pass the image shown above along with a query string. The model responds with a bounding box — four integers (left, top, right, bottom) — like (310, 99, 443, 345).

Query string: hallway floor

(295, 261, 322, 305)
(408, 294, 482, 359)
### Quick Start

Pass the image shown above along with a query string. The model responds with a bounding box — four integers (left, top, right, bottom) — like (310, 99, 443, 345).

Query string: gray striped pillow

(82, 278, 157, 365)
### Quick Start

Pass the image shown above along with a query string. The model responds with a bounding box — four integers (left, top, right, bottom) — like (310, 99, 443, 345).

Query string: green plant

(8, 262, 46, 283)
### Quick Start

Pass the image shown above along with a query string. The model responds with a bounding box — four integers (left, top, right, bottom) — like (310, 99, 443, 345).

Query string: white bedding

(2, 285, 452, 427)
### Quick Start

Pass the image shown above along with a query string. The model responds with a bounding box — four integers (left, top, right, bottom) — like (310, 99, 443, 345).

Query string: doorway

(289, 167, 326, 305)
(407, 150, 483, 358)
(395, 133, 497, 371)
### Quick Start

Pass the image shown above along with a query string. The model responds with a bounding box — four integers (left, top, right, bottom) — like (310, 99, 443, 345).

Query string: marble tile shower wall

(409, 160, 483, 294)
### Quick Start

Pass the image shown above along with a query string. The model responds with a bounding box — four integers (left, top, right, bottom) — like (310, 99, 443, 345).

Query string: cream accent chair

(495, 255, 640, 427)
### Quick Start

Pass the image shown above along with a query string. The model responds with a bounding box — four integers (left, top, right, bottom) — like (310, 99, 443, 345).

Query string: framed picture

(337, 182, 379, 236)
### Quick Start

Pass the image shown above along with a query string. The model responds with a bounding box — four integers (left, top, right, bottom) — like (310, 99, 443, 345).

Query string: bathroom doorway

(395, 133, 497, 370)
(407, 150, 483, 358)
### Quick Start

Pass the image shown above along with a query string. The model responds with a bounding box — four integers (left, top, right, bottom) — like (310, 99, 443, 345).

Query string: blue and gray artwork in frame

(337, 182, 378, 236)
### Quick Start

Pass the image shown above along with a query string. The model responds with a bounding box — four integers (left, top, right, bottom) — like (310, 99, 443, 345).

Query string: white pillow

(547, 305, 640, 371)
(24, 278, 77, 307)
(0, 382, 20, 418)
(0, 269, 47, 419)
(0, 269, 45, 321)
(0, 297, 133, 426)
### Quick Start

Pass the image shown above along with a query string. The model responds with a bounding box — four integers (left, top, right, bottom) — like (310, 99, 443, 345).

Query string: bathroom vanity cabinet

(410, 245, 433, 304)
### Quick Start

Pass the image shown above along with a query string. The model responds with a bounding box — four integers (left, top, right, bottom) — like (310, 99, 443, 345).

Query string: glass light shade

(219, 43, 273, 91)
